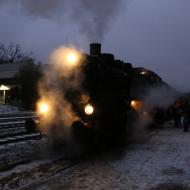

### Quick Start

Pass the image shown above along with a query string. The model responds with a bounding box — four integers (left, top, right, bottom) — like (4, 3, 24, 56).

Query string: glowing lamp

(0, 85, 10, 104)
(67, 53, 78, 65)
(131, 100, 136, 107)
(37, 102, 49, 115)
(0, 85, 10, 90)
(140, 71, 146, 75)
(130, 100, 143, 111)
(84, 104, 94, 115)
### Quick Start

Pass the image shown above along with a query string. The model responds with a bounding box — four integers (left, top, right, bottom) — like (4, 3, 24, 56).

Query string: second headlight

(84, 104, 94, 115)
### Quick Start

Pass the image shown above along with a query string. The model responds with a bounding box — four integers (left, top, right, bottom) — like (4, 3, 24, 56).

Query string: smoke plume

(0, 0, 126, 41)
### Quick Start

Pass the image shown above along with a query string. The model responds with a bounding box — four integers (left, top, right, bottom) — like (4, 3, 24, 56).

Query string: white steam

(37, 46, 85, 140)
(143, 85, 178, 111)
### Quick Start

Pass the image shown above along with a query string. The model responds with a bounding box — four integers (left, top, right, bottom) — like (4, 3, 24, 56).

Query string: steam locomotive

(69, 43, 132, 147)
(29, 43, 176, 148)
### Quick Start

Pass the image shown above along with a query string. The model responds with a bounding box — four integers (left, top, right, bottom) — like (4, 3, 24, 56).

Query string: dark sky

(0, 0, 190, 92)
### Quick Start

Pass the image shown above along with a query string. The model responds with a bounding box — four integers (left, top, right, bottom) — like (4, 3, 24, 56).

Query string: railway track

(0, 112, 43, 171)
(0, 111, 82, 190)
(17, 159, 81, 190)
(0, 133, 41, 145)
(0, 111, 41, 145)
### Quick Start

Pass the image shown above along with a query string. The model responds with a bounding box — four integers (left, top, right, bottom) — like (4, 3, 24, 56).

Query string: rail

(0, 133, 41, 145)
(0, 112, 41, 145)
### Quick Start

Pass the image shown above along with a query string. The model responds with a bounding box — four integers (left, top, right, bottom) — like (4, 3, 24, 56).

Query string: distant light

(0, 85, 10, 91)
(84, 104, 94, 115)
(130, 100, 143, 111)
(140, 71, 146, 75)
(131, 100, 136, 107)
(143, 111, 148, 116)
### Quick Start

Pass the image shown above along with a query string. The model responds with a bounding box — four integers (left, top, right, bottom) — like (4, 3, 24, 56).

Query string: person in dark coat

(181, 111, 190, 132)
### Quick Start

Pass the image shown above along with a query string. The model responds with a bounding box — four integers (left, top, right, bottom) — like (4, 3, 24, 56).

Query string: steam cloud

(143, 86, 178, 110)
(0, 0, 126, 41)
(37, 46, 85, 141)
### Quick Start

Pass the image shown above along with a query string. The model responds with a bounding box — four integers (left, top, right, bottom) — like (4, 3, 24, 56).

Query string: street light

(0, 85, 10, 104)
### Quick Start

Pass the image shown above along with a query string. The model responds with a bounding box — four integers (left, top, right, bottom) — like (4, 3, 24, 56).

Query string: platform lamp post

(0, 85, 10, 104)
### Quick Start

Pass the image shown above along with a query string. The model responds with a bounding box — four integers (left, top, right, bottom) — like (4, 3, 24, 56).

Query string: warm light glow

(140, 71, 146, 75)
(84, 104, 94, 115)
(37, 101, 49, 115)
(131, 100, 136, 107)
(130, 100, 143, 111)
(50, 47, 83, 73)
(67, 53, 78, 64)
(0, 85, 10, 91)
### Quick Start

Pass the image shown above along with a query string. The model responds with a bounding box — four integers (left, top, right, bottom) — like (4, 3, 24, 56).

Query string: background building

(0, 63, 22, 104)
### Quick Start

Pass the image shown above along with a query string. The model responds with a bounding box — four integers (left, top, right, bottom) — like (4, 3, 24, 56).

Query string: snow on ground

(0, 140, 40, 170)
(1, 123, 190, 190)
(0, 157, 73, 190)
(0, 137, 78, 190)
(23, 124, 190, 190)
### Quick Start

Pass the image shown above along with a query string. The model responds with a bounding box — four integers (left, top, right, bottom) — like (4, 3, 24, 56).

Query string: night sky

(0, 0, 190, 92)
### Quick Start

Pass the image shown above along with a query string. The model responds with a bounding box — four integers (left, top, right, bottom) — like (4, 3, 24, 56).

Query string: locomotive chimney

(90, 43, 101, 56)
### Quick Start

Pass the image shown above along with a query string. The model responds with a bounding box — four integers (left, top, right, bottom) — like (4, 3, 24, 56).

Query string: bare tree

(18, 59, 43, 109)
(0, 43, 28, 64)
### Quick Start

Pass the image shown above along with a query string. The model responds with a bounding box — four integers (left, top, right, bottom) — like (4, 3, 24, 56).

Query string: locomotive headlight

(131, 100, 136, 107)
(84, 104, 94, 115)
(130, 100, 143, 111)
(37, 101, 50, 115)
(67, 53, 77, 63)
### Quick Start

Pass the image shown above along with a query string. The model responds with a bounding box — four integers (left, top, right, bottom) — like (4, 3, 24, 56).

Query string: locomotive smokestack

(90, 43, 101, 56)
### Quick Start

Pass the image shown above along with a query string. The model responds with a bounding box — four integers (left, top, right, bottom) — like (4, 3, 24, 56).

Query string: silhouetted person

(181, 112, 189, 132)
